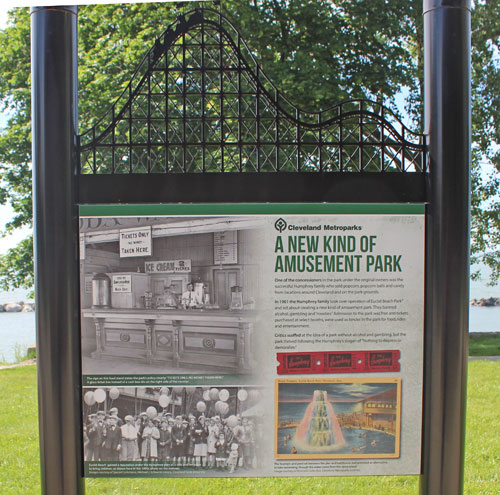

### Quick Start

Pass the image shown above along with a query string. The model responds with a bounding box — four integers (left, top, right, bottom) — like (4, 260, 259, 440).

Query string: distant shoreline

(0, 301, 34, 313)
(470, 297, 500, 307)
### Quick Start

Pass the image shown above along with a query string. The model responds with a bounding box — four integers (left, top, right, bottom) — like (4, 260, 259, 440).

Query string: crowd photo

(83, 385, 263, 473)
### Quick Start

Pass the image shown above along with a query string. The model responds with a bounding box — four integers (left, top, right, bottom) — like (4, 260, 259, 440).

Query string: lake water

(277, 424, 395, 456)
(1, 286, 499, 363)
(0, 288, 36, 362)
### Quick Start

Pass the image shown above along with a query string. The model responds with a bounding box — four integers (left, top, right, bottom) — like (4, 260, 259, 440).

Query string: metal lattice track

(78, 8, 426, 175)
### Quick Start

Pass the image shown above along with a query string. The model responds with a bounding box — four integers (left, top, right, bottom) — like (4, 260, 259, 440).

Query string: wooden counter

(82, 308, 256, 372)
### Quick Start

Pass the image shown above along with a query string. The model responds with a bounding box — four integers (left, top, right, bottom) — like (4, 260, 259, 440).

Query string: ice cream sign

(144, 259, 192, 273)
(119, 226, 152, 257)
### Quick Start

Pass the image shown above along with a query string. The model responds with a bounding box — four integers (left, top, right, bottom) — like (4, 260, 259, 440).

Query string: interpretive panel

(79, 203, 424, 478)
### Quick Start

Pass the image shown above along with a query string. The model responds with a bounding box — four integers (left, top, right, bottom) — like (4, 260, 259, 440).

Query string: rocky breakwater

(470, 297, 500, 307)
(0, 301, 35, 313)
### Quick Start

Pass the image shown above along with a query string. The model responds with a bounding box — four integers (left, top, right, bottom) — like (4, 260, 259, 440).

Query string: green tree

(0, 1, 498, 289)
(469, 0, 500, 283)
(0, 7, 32, 289)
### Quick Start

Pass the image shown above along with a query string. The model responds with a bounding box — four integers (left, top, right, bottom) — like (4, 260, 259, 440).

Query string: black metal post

(421, 1, 471, 495)
(31, 6, 83, 495)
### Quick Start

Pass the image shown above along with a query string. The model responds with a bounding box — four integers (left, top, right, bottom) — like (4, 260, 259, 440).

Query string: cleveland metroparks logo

(274, 218, 287, 233)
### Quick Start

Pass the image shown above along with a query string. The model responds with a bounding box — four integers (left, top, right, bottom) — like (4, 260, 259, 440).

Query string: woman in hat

(141, 419, 160, 462)
(207, 417, 219, 468)
(158, 419, 172, 462)
(136, 412, 148, 454)
(185, 415, 197, 467)
(180, 419, 191, 466)
(171, 415, 187, 466)
(192, 415, 208, 468)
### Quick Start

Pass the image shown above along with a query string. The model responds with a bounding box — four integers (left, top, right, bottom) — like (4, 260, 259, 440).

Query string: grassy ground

(469, 333, 500, 356)
(0, 362, 498, 494)
(0, 343, 36, 366)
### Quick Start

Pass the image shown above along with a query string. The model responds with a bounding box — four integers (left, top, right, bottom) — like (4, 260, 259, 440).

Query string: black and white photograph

(80, 214, 265, 376)
(82, 385, 265, 477)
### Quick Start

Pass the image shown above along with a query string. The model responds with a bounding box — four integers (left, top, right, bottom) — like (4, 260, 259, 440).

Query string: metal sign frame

(30, 1, 470, 493)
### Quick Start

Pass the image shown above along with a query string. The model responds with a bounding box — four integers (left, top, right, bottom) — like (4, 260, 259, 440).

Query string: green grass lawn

(1, 363, 498, 494)
(469, 333, 500, 356)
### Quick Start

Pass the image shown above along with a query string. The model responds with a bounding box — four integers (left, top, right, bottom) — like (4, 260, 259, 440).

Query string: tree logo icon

(274, 218, 287, 233)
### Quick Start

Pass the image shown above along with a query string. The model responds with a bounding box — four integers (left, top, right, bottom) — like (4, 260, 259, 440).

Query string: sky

(278, 382, 397, 403)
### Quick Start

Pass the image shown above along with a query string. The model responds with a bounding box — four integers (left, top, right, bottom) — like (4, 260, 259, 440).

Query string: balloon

(196, 401, 206, 412)
(219, 389, 229, 402)
(215, 400, 224, 413)
(215, 401, 228, 415)
(94, 388, 106, 403)
(84, 391, 96, 406)
(209, 388, 219, 400)
(203, 390, 210, 401)
(237, 389, 248, 402)
(173, 387, 184, 394)
(226, 415, 238, 428)
(186, 387, 196, 395)
(159, 395, 170, 408)
(146, 406, 158, 419)
(109, 388, 120, 400)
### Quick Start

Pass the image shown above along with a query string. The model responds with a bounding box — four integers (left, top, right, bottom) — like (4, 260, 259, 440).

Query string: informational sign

(119, 226, 152, 257)
(144, 259, 191, 274)
(112, 274, 132, 293)
(214, 230, 238, 264)
(79, 203, 424, 479)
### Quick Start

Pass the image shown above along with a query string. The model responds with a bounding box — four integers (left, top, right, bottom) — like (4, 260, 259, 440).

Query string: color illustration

(276, 378, 401, 459)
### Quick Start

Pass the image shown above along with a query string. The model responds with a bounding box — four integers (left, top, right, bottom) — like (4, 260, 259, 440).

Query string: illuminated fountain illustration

(295, 390, 345, 450)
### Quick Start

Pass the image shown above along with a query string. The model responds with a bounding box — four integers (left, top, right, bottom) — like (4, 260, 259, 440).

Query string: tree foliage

(0, 7, 31, 289)
(469, 0, 500, 283)
(0, 0, 499, 289)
